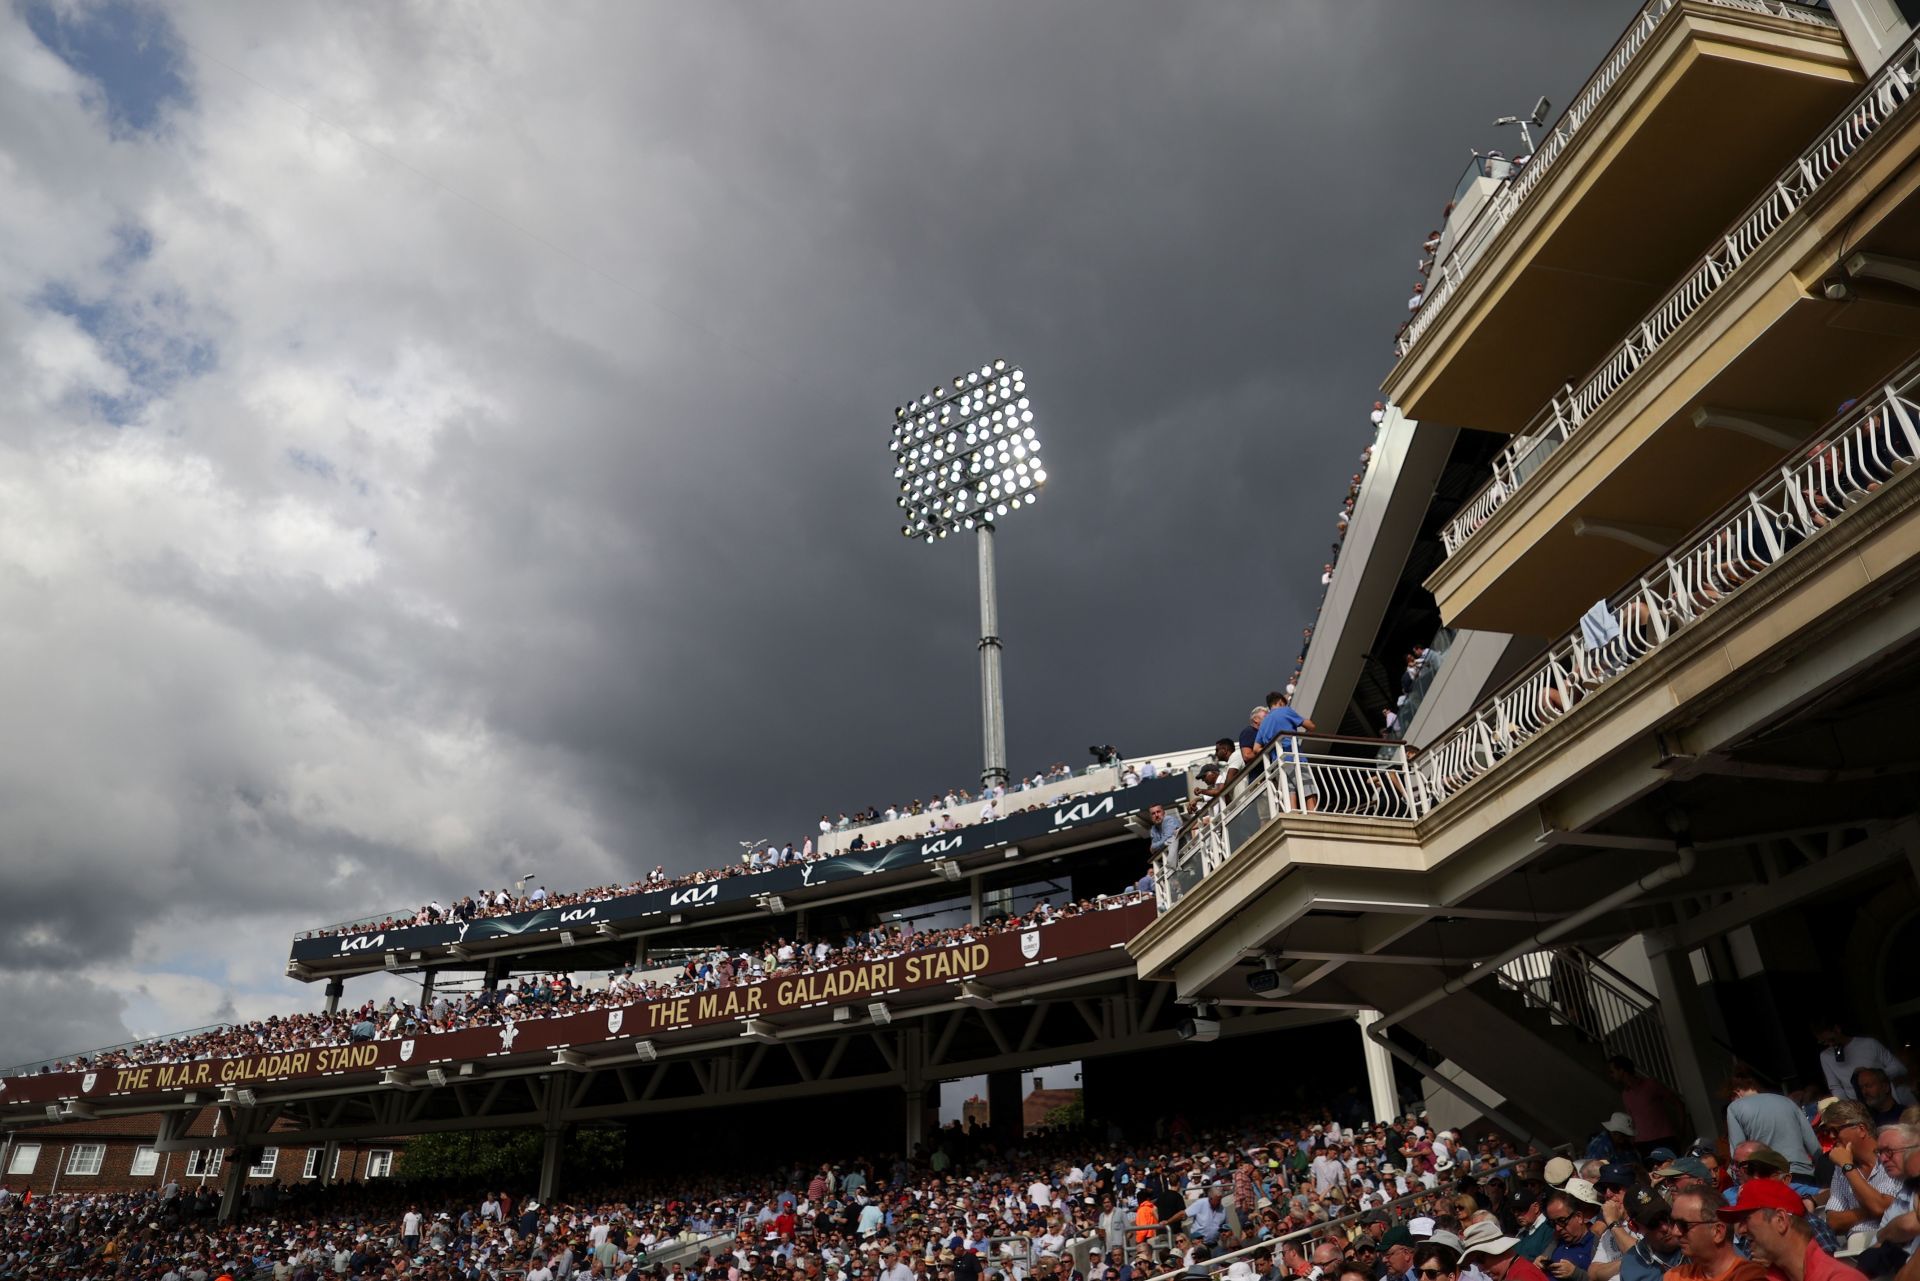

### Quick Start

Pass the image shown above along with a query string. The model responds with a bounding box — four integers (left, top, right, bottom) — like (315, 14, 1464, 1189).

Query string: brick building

(1, 1107, 405, 1195)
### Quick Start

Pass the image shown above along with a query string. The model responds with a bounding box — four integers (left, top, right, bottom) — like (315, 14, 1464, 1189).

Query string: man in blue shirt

(1252, 691, 1317, 811)
(1147, 804, 1182, 858)
(1184, 1186, 1228, 1246)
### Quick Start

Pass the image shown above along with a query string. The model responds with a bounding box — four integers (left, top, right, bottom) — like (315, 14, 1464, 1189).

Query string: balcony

(1151, 369, 1920, 916)
(1431, 34, 1920, 633)
(1388, 0, 1855, 433)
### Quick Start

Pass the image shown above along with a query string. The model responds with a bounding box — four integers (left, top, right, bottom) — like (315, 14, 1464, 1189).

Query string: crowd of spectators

(16, 894, 1149, 1079)
(5, 1069, 1919, 1281)
(300, 758, 1171, 945)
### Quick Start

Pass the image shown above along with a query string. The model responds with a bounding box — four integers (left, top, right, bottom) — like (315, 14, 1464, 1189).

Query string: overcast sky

(0, 0, 1639, 1065)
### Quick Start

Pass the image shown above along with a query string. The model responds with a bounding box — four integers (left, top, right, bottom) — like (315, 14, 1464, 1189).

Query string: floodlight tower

(890, 359, 1045, 791)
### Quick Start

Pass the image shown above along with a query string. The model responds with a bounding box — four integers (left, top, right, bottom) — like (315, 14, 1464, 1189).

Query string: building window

(130, 1146, 160, 1177)
(7, 1143, 40, 1174)
(185, 1149, 223, 1179)
(302, 1148, 322, 1179)
(331, 1148, 344, 1180)
(366, 1149, 393, 1178)
(65, 1145, 105, 1176)
(249, 1148, 278, 1179)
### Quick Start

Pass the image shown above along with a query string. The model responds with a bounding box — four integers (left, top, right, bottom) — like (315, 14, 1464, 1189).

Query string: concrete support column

(537, 1076, 567, 1204)
(988, 1069, 1024, 1140)
(901, 1026, 927, 1155)
(324, 978, 345, 1015)
(1646, 942, 1726, 1140)
(319, 1140, 341, 1187)
(970, 876, 984, 926)
(1355, 1009, 1400, 1123)
(217, 1143, 252, 1223)
(420, 969, 436, 1006)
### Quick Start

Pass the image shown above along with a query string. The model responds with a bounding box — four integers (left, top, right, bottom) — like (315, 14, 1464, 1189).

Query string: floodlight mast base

(976, 520, 1009, 791)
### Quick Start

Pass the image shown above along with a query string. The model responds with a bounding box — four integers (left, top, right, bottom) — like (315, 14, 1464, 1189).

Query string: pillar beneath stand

(320, 1140, 341, 1187)
(537, 1075, 567, 1204)
(988, 1068, 1024, 1140)
(1646, 941, 1727, 1141)
(901, 1026, 927, 1156)
(484, 960, 505, 993)
(324, 978, 345, 1015)
(218, 1141, 254, 1224)
(420, 969, 436, 1006)
(970, 876, 984, 926)
(1355, 1009, 1400, 1123)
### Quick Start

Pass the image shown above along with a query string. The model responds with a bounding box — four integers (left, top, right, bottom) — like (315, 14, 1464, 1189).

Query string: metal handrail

(1440, 30, 1920, 558)
(1155, 734, 1426, 910)
(1398, 0, 1836, 361)
(1494, 946, 1677, 1089)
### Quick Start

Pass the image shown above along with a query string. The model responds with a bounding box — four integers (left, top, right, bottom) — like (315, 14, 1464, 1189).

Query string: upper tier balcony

(1430, 33, 1920, 633)
(1387, 0, 1856, 434)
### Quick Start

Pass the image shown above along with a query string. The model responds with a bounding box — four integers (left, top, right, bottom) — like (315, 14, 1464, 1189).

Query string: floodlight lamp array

(891, 359, 1043, 542)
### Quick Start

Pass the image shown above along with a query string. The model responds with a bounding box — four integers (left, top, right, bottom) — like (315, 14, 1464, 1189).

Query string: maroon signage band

(3, 902, 1152, 1109)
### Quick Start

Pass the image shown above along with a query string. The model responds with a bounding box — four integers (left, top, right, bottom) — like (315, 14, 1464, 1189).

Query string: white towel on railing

(1580, 599, 1622, 650)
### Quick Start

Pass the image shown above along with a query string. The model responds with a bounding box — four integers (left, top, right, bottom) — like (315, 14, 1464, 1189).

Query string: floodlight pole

(975, 521, 1008, 791)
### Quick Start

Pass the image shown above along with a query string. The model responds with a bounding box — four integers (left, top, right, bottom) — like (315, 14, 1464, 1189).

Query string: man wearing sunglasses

(1662, 1188, 1764, 1281)
(1717, 1177, 1865, 1281)
(1821, 1100, 1898, 1237)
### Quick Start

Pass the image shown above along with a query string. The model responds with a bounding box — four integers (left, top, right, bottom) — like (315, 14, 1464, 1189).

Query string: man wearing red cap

(1718, 1177, 1866, 1281)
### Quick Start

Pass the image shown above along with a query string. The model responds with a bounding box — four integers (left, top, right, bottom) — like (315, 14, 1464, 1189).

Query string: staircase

(1329, 941, 1670, 1144)
(1493, 946, 1677, 1089)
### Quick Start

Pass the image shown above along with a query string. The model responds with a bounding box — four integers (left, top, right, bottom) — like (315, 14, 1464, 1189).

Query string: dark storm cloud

(0, 0, 1640, 1064)
(441, 2, 1642, 849)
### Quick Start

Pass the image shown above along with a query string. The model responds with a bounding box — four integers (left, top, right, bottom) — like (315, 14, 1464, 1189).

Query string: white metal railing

(1400, 0, 1836, 360)
(1417, 366, 1920, 805)
(1440, 30, 1920, 558)
(1164, 366, 1920, 908)
(1496, 946, 1678, 1089)
(1154, 736, 1428, 909)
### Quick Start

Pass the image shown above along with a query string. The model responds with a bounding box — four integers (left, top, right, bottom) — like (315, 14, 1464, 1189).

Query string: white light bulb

(997, 503, 1009, 516)
(1013, 445, 1026, 460)
(1021, 410, 1033, 423)
(1023, 493, 1036, 505)
(1033, 468, 1047, 484)
(1022, 427, 1035, 440)
(993, 359, 1006, 371)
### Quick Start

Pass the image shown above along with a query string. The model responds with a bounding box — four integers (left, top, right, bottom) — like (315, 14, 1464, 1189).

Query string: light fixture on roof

(763, 896, 785, 914)
(1492, 96, 1551, 154)
(426, 1068, 449, 1088)
(867, 1002, 892, 1025)
(888, 360, 1042, 791)
(634, 1040, 658, 1063)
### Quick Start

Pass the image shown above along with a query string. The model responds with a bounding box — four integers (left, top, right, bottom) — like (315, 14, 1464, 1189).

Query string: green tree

(398, 1127, 625, 1184)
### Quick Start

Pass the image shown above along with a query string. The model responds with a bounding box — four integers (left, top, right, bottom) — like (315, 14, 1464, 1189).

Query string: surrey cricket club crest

(1020, 930, 1041, 960)
(499, 1021, 519, 1052)
(399, 1040, 415, 1063)
(81, 1073, 97, 1094)
(607, 1008, 624, 1035)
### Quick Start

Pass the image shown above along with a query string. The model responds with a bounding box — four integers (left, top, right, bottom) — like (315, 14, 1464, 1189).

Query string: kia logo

(338, 933, 388, 953)
(1053, 796, 1115, 825)
(558, 907, 597, 922)
(920, 835, 963, 858)
(668, 885, 719, 906)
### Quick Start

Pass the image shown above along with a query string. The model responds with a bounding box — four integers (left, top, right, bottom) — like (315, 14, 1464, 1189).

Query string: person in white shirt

(1813, 1021, 1915, 1103)
(1029, 1178, 1053, 1209)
